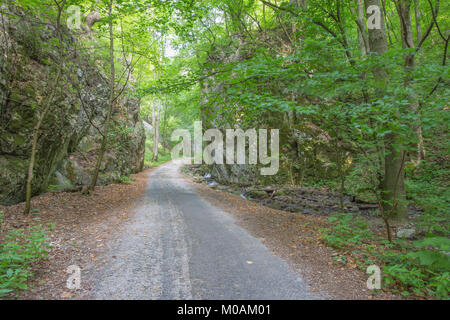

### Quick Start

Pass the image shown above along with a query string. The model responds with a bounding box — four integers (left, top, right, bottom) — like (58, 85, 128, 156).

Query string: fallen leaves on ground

(0, 169, 151, 300)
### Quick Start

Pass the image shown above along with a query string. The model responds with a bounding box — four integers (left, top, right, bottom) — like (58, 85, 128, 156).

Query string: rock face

(200, 32, 340, 187)
(200, 38, 260, 186)
(0, 5, 145, 205)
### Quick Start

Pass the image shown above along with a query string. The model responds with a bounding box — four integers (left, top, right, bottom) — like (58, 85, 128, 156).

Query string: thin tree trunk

(152, 37, 165, 162)
(413, 0, 422, 45)
(152, 99, 156, 159)
(88, 0, 115, 191)
(152, 100, 160, 161)
(399, 0, 425, 165)
(354, 0, 368, 56)
(337, 147, 345, 212)
(25, 101, 53, 214)
(24, 0, 66, 214)
(161, 105, 168, 152)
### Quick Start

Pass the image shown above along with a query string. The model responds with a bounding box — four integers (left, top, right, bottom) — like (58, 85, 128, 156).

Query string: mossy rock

(0, 155, 29, 205)
(247, 190, 269, 199)
(0, 6, 146, 205)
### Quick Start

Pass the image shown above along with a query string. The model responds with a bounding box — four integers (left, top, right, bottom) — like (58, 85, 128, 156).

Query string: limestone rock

(396, 228, 416, 239)
(0, 5, 145, 204)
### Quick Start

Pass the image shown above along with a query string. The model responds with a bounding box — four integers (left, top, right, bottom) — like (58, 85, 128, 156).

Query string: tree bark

(413, 0, 422, 45)
(152, 99, 160, 162)
(152, 37, 165, 162)
(397, 0, 425, 165)
(24, 0, 66, 214)
(364, 0, 408, 223)
(88, 0, 115, 191)
(354, 0, 369, 56)
(161, 104, 168, 151)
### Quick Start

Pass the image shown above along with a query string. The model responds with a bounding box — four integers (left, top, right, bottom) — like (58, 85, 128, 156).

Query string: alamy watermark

(367, 5, 382, 30)
(66, 5, 81, 30)
(66, 265, 81, 290)
(366, 265, 381, 290)
(171, 121, 279, 175)
(65, 5, 382, 31)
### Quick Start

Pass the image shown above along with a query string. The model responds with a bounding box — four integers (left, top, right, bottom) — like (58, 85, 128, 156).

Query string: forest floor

(0, 169, 150, 299)
(1, 161, 401, 300)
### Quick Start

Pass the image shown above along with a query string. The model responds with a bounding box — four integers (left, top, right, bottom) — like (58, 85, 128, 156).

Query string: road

(89, 160, 319, 300)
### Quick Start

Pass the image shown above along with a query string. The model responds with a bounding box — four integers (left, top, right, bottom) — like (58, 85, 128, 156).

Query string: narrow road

(89, 160, 319, 300)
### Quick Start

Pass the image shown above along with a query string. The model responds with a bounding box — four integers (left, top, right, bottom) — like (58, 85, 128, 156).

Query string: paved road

(89, 160, 319, 300)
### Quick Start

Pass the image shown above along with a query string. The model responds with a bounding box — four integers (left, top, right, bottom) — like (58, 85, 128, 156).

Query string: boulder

(396, 228, 416, 239)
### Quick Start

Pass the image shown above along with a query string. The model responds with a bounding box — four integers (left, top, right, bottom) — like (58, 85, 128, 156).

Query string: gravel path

(88, 160, 320, 300)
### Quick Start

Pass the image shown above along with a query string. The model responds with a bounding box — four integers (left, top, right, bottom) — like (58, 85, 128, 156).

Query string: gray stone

(396, 228, 416, 239)
(0, 6, 145, 205)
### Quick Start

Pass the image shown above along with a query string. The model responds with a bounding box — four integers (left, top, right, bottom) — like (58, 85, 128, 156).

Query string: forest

(0, 0, 448, 300)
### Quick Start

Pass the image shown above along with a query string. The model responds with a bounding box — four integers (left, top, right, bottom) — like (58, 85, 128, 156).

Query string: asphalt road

(89, 160, 319, 300)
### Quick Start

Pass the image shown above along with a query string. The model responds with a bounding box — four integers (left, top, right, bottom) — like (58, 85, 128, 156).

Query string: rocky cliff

(0, 6, 145, 205)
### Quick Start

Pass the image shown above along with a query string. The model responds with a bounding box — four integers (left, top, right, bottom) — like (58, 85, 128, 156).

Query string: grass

(144, 138, 172, 168)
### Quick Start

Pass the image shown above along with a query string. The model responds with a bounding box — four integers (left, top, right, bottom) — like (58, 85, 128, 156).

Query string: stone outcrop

(0, 5, 145, 205)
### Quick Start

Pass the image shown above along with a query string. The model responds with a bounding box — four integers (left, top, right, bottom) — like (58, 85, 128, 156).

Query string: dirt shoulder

(0, 169, 151, 300)
(182, 169, 400, 300)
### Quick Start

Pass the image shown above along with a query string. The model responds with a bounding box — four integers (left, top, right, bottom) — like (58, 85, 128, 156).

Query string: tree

(87, 0, 115, 192)
(24, 0, 67, 214)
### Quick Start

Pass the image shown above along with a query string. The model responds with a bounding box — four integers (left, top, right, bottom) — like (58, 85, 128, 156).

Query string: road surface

(89, 160, 319, 300)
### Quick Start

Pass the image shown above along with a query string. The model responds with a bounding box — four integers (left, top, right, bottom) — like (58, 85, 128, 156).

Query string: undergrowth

(0, 210, 53, 297)
(320, 213, 449, 299)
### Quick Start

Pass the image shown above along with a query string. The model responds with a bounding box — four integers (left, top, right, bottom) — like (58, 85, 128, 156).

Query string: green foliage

(382, 238, 450, 299)
(0, 212, 52, 297)
(321, 213, 374, 249)
(321, 213, 449, 299)
(119, 175, 136, 185)
(405, 160, 449, 235)
(47, 184, 63, 192)
(408, 237, 450, 272)
(144, 149, 171, 168)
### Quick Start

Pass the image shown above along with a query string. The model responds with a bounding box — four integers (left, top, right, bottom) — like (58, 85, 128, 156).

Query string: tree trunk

(161, 105, 168, 152)
(25, 105, 50, 214)
(413, 0, 422, 45)
(397, 0, 425, 165)
(152, 37, 165, 162)
(354, 0, 369, 56)
(364, 0, 408, 223)
(24, 1, 66, 214)
(88, 0, 115, 191)
(152, 100, 160, 161)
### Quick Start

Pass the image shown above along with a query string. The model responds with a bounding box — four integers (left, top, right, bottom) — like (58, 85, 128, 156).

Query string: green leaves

(406, 237, 450, 272)
(0, 223, 52, 298)
(321, 213, 374, 249)
(408, 250, 449, 270)
(414, 237, 450, 252)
